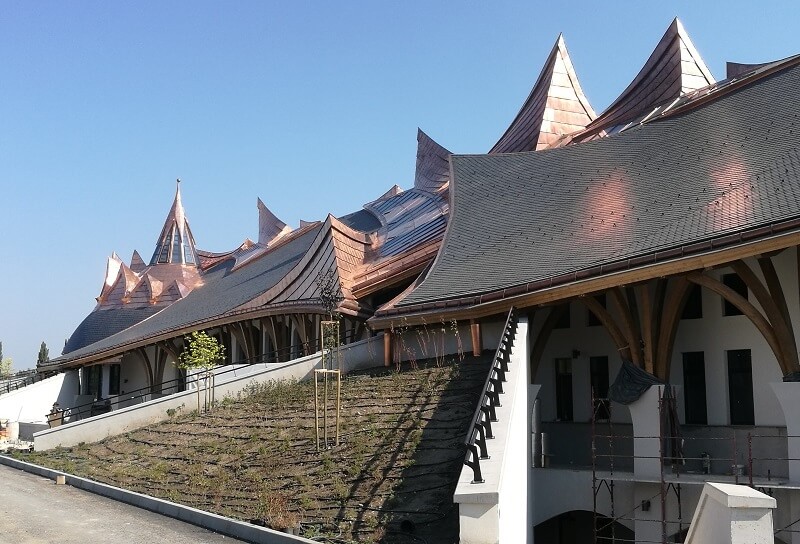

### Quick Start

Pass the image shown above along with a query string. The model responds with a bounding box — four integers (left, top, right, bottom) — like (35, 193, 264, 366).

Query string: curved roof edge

(414, 128, 452, 193)
(568, 18, 715, 142)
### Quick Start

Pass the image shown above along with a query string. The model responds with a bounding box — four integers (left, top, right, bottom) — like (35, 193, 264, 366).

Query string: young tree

(37, 342, 49, 366)
(316, 270, 343, 321)
(178, 331, 225, 412)
(0, 357, 13, 379)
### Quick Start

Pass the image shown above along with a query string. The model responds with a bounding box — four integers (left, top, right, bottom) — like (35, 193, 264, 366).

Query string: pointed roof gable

(257, 198, 292, 245)
(130, 250, 146, 273)
(376, 184, 403, 202)
(491, 34, 596, 154)
(414, 129, 452, 193)
(726, 61, 770, 79)
(579, 18, 714, 138)
(149, 180, 199, 266)
(97, 253, 123, 303)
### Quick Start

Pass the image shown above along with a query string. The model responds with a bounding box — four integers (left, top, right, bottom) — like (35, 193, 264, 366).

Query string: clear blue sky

(1, 1, 798, 369)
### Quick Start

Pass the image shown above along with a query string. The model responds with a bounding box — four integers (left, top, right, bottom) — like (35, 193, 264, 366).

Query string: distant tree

(37, 342, 49, 366)
(0, 357, 13, 379)
(178, 331, 225, 413)
(0, 341, 3, 365)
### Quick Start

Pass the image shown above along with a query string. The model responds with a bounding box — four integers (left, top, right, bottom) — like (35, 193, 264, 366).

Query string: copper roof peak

(490, 33, 596, 154)
(581, 18, 715, 137)
(257, 198, 292, 245)
(414, 129, 452, 194)
(148, 180, 199, 266)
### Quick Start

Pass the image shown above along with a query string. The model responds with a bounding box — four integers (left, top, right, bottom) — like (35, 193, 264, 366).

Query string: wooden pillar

(384, 330, 393, 367)
(470, 319, 482, 357)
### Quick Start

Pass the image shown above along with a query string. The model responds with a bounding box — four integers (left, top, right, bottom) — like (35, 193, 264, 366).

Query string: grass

(20, 353, 494, 543)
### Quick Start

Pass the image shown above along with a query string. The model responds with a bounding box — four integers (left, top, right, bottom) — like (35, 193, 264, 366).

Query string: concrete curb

(0, 455, 314, 544)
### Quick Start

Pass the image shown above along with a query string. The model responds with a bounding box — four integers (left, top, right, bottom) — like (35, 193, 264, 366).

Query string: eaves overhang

(43, 298, 362, 372)
(368, 215, 800, 329)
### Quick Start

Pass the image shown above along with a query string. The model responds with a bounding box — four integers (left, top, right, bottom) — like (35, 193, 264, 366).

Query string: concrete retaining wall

(34, 334, 384, 451)
(0, 371, 79, 424)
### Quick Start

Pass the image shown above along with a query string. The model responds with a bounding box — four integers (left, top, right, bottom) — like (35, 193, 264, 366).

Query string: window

(682, 352, 707, 424)
(109, 364, 121, 396)
(555, 358, 573, 421)
(587, 294, 606, 326)
(722, 273, 747, 316)
(82, 365, 102, 398)
(171, 227, 182, 263)
(554, 304, 571, 329)
(727, 350, 754, 425)
(157, 231, 171, 263)
(590, 356, 610, 420)
(681, 284, 703, 320)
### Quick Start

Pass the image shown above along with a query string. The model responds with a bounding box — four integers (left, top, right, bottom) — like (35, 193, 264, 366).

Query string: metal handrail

(1, 370, 58, 395)
(464, 307, 518, 483)
(55, 329, 365, 421)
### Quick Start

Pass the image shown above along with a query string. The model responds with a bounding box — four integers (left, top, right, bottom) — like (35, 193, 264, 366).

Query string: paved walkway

(0, 465, 248, 544)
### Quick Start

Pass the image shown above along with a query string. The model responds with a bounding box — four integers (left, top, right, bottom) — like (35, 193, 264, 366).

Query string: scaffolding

(586, 386, 800, 543)
(590, 386, 690, 544)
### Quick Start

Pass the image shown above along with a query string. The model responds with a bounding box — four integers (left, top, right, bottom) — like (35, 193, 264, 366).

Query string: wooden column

(470, 319, 482, 357)
(384, 330, 393, 367)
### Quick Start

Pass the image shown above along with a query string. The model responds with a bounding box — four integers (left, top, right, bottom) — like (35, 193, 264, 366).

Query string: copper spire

(580, 18, 715, 137)
(149, 179, 199, 266)
(491, 34, 596, 154)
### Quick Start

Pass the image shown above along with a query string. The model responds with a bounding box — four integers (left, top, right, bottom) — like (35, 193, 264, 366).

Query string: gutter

(369, 214, 800, 328)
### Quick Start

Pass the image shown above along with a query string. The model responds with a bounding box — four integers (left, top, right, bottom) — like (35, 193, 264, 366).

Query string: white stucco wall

(0, 371, 79, 424)
(454, 317, 530, 544)
(535, 250, 800, 429)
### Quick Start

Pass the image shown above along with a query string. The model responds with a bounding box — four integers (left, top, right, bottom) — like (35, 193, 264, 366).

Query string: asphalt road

(0, 465, 248, 544)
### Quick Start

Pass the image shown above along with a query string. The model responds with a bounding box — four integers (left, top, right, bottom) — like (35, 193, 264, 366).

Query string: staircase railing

(463, 307, 518, 483)
(0, 370, 57, 395)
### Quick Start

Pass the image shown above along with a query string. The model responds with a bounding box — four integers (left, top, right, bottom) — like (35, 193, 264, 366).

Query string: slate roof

(392, 59, 800, 309)
(62, 306, 162, 355)
(47, 225, 323, 367)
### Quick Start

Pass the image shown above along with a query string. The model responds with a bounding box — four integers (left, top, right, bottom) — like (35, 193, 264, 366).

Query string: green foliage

(321, 321, 340, 352)
(178, 331, 225, 371)
(0, 357, 13, 378)
(37, 341, 49, 366)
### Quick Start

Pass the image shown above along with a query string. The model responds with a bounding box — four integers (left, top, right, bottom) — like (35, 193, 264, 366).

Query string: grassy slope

(22, 354, 492, 543)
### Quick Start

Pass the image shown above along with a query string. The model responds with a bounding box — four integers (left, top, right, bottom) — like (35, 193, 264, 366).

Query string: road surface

(0, 464, 248, 544)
